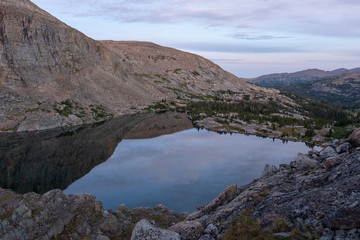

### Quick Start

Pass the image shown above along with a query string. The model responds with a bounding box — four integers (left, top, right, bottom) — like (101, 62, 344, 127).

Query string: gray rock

(131, 219, 180, 240)
(336, 230, 347, 238)
(336, 142, 352, 153)
(170, 221, 204, 240)
(334, 237, 345, 240)
(290, 153, 319, 170)
(260, 164, 278, 178)
(295, 217, 304, 229)
(319, 236, 333, 240)
(99, 213, 118, 234)
(347, 229, 359, 239)
(204, 224, 218, 237)
(320, 146, 338, 159)
(199, 235, 215, 240)
(348, 129, 360, 148)
(273, 232, 292, 238)
(332, 139, 340, 146)
(308, 149, 320, 157)
(323, 157, 342, 170)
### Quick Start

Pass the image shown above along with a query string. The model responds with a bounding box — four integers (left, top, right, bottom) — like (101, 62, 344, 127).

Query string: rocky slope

(0, 0, 286, 132)
(249, 67, 360, 87)
(1, 128, 359, 239)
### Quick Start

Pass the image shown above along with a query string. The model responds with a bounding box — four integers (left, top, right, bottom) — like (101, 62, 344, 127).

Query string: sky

(31, 0, 360, 78)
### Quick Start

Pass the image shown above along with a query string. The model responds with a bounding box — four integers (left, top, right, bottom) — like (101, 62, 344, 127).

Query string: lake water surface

(0, 112, 319, 213)
(64, 128, 318, 212)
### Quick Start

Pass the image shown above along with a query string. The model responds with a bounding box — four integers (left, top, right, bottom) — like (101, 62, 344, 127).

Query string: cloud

(175, 42, 305, 53)
(32, 0, 360, 38)
(231, 33, 292, 40)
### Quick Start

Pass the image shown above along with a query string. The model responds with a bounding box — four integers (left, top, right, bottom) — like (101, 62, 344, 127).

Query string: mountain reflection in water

(0, 112, 193, 194)
(64, 123, 319, 212)
(0, 112, 318, 212)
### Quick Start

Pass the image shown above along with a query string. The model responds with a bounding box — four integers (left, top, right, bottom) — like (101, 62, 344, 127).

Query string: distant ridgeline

(248, 68, 360, 111)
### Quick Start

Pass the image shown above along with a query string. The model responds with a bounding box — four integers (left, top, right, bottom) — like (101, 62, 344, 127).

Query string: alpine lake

(0, 112, 319, 212)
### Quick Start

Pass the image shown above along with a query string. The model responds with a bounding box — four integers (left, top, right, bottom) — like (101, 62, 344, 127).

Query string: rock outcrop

(0, 189, 186, 239)
(131, 219, 180, 240)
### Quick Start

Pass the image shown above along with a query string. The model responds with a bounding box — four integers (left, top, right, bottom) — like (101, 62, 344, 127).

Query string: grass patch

(26, 107, 40, 113)
(0, 206, 14, 220)
(221, 215, 279, 240)
(173, 68, 182, 74)
(332, 126, 352, 139)
(90, 105, 114, 121)
(135, 73, 153, 78)
(53, 99, 73, 117)
(191, 71, 200, 76)
(272, 219, 291, 233)
(210, 125, 245, 133)
(1, 124, 20, 132)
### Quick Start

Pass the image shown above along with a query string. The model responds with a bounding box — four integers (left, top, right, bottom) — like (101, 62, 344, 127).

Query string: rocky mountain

(1, 128, 359, 239)
(279, 72, 360, 109)
(249, 67, 360, 87)
(251, 70, 360, 109)
(0, 0, 286, 132)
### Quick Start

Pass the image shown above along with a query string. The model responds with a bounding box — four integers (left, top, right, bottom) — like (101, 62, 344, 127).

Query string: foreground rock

(0, 190, 186, 239)
(131, 219, 180, 240)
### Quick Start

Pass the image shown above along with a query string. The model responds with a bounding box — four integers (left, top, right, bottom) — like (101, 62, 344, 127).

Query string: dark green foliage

(305, 128, 315, 137)
(191, 71, 200, 76)
(90, 104, 114, 121)
(272, 219, 291, 233)
(186, 94, 350, 130)
(332, 126, 352, 139)
(173, 68, 182, 74)
(53, 99, 73, 117)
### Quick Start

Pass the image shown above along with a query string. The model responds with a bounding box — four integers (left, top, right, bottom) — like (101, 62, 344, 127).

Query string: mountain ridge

(0, 0, 285, 132)
(249, 67, 360, 86)
(248, 68, 360, 110)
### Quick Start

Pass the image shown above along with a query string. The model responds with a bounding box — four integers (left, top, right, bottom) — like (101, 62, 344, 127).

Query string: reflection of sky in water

(65, 129, 319, 212)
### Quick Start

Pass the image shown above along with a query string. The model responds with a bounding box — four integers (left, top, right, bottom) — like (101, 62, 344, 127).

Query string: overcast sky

(31, 0, 360, 78)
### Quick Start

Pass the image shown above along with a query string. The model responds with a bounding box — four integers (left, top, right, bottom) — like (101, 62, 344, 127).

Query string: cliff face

(0, 0, 284, 132)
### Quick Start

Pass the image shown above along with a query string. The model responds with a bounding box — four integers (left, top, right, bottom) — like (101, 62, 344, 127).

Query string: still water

(64, 128, 317, 212)
(0, 112, 318, 212)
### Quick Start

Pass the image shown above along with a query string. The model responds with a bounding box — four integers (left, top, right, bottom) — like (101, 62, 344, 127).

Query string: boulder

(99, 212, 118, 234)
(131, 219, 180, 240)
(323, 157, 343, 170)
(319, 146, 338, 159)
(170, 221, 204, 240)
(290, 153, 319, 170)
(260, 164, 278, 178)
(204, 224, 218, 237)
(336, 142, 352, 154)
(348, 128, 360, 148)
